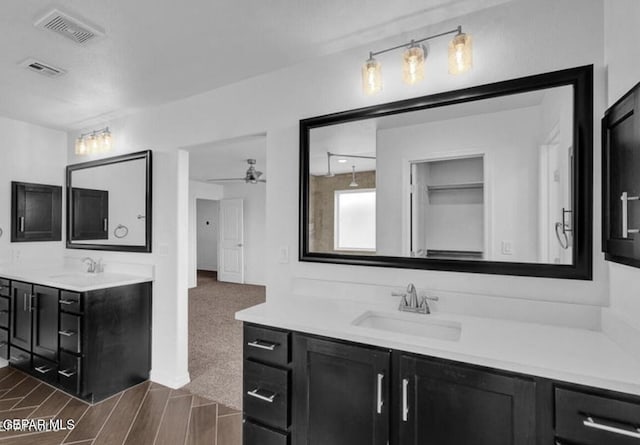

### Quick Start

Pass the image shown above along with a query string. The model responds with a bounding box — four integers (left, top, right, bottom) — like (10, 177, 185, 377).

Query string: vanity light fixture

(362, 25, 472, 95)
(74, 127, 112, 155)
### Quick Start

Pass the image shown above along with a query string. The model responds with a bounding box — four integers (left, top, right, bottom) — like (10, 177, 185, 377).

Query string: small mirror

(301, 66, 593, 279)
(66, 150, 152, 252)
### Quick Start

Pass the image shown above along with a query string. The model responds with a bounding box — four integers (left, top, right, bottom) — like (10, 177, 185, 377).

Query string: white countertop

(0, 264, 152, 292)
(236, 296, 640, 396)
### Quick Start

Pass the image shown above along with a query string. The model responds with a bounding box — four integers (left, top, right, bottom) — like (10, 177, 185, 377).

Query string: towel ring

(555, 222, 570, 250)
(114, 224, 129, 239)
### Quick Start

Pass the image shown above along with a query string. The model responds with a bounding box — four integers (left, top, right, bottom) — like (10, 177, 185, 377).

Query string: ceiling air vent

(20, 58, 66, 78)
(34, 9, 104, 45)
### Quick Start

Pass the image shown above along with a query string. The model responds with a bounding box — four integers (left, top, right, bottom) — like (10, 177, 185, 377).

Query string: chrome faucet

(392, 283, 438, 314)
(82, 257, 104, 273)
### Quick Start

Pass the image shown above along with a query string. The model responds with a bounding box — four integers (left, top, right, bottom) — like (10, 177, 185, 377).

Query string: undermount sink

(352, 311, 462, 341)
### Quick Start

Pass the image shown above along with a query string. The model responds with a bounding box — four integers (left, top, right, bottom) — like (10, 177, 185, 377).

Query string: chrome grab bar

(247, 340, 277, 351)
(583, 416, 640, 439)
(247, 388, 276, 403)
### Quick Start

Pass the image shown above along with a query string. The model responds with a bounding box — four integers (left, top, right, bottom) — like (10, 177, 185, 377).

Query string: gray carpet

(183, 270, 265, 410)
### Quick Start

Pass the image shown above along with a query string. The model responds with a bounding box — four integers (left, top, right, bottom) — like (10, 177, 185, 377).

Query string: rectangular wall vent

(20, 58, 66, 78)
(34, 9, 104, 45)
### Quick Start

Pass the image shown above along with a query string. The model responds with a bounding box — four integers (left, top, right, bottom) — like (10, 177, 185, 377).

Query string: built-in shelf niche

(412, 155, 484, 259)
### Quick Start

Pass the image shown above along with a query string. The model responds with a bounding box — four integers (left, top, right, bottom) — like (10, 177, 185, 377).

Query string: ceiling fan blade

(206, 178, 245, 182)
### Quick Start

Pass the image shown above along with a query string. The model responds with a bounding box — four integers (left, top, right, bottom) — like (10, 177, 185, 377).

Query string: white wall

(196, 199, 219, 271)
(377, 106, 541, 262)
(67, 0, 608, 387)
(189, 180, 223, 288)
(0, 116, 67, 263)
(222, 183, 267, 286)
(604, 0, 640, 328)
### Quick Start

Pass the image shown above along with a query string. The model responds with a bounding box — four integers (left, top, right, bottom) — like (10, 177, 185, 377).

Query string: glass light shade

(87, 133, 98, 154)
(75, 137, 87, 155)
(102, 129, 112, 152)
(362, 57, 382, 95)
(402, 45, 425, 85)
(448, 33, 473, 75)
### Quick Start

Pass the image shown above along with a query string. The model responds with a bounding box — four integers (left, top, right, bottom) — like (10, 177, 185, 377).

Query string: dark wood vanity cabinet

(11, 181, 62, 242)
(3, 277, 152, 403)
(398, 354, 536, 445)
(243, 323, 640, 445)
(292, 335, 390, 445)
(603, 82, 640, 267)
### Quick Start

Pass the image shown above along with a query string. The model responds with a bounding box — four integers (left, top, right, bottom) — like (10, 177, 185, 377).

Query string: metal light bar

(368, 26, 462, 58)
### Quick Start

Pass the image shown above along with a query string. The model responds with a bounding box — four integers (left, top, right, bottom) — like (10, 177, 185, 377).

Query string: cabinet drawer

(0, 297, 9, 329)
(556, 387, 640, 445)
(244, 325, 289, 366)
(9, 346, 30, 372)
(244, 360, 289, 430)
(59, 291, 82, 314)
(32, 355, 58, 385)
(0, 279, 9, 297)
(59, 313, 82, 354)
(244, 420, 289, 445)
(58, 351, 81, 395)
(0, 328, 8, 360)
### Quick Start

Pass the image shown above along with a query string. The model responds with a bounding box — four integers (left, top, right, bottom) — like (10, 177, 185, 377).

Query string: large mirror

(66, 150, 152, 252)
(300, 66, 593, 279)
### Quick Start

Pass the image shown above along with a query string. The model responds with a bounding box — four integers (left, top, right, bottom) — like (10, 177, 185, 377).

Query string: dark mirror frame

(300, 65, 593, 280)
(66, 150, 153, 253)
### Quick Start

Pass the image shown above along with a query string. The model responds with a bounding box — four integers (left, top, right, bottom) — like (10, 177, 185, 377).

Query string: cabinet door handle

(18, 216, 25, 233)
(58, 369, 77, 378)
(103, 218, 108, 232)
(29, 294, 35, 312)
(402, 378, 409, 422)
(621, 192, 640, 239)
(23, 293, 27, 312)
(583, 416, 640, 439)
(58, 330, 77, 337)
(376, 373, 384, 414)
(247, 340, 277, 351)
(246, 388, 276, 403)
(35, 365, 52, 374)
(59, 299, 76, 305)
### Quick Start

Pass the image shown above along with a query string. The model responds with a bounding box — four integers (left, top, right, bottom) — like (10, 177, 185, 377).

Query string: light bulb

(102, 128, 112, 152)
(362, 55, 382, 95)
(402, 44, 425, 85)
(448, 33, 472, 75)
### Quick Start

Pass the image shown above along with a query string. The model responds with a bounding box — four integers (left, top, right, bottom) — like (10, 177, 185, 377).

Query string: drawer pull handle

(10, 355, 27, 361)
(58, 330, 77, 337)
(58, 369, 77, 378)
(0, 310, 8, 314)
(247, 388, 276, 403)
(376, 373, 384, 414)
(583, 416, 640, 439)
(59, 299, 76, 305)
(0, 341, 7, 347)
(402, 378, 409, 422)
(247, 340, 278, 351)
(35, 365, 53, 374)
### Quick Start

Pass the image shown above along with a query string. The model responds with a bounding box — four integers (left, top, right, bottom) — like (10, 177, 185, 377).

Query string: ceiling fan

(207, 159, 266, 184)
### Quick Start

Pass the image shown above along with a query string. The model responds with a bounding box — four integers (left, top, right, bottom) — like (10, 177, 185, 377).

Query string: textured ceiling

(0, 0, 513, 130)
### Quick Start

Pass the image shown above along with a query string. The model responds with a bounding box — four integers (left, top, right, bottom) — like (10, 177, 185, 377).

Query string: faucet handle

(391, 291, 406, 297)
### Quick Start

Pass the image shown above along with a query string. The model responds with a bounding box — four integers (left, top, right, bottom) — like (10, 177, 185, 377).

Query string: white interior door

(218, 199, 244, 283)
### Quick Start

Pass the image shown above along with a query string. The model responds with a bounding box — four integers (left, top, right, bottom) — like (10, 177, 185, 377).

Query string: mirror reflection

(308, 85, 574, 265)
(67, 150, 152, 252)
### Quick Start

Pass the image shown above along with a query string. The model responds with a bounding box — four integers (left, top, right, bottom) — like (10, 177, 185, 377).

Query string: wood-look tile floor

(0, 367, 242, 445)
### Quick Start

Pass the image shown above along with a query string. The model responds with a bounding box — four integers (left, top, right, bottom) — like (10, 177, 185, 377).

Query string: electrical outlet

(501, 241, 513, 255)
(279, 246, 289, 264)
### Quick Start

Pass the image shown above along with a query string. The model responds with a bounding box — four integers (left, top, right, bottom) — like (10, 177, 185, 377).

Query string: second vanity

(0, 262, 152, 403)
(237, 294, 640, 445)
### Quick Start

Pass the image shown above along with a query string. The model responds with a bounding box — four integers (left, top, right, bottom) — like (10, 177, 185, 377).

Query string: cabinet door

(603, 89, 640, 266)
(32, 285, 59, 361)
(292, 334, 390, 445)
(10, 282, 32, 351)
(398, 355, 536, 445)
(11, 182, 62, 242)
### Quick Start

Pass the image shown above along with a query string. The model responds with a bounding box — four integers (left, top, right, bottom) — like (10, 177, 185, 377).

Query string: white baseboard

(150, 369, 191, 389)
